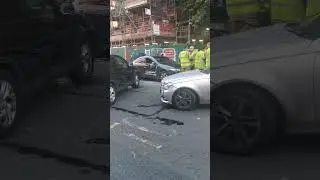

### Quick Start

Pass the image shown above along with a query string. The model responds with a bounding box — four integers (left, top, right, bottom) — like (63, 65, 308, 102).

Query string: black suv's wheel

(110, 83, 117, 105)
(0, 70, 20, 136)
(172, 88, 197, 110)
(70, 42, 94, 85)
(212, 87, 278, 155)
(132, 73, 140, 89)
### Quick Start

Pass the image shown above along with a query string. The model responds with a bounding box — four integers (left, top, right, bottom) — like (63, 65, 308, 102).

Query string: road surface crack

(0, 141, 108, 174)
(112, 106, 184, 125)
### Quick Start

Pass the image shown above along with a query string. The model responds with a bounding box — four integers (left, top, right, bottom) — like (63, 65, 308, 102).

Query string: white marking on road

(110, 122, 120, 129)
(122, 118, 172, 137)
(131, 151, 136, 159)
(125, 133, 163, 149)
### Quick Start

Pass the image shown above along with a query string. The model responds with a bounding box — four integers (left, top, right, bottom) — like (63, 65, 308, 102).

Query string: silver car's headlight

(170, 68, 180, 72)
(161, 82, 173, 90)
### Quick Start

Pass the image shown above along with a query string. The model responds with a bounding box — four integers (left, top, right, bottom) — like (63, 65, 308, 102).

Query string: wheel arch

(212, 80, 287, 132)
(0, 60, 23, 85)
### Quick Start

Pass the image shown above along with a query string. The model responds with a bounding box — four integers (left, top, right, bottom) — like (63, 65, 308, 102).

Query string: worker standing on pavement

(178, 46, 191, 72)
(189, 46, 197, 70)
(205, 42, 210, 69)
(270, 0, 306, 24)
(194, 45, 206, 70)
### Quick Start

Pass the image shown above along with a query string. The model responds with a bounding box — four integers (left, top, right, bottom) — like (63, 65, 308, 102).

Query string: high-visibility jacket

(205, 48, 210, 69)
(194, 50, 206, 69)
(226, 0, 269, 19)
(271, 0, 305, 23)
(190, 50, 198, 66)
(306, 0, 320, 21)
(179, 50, 191, 68)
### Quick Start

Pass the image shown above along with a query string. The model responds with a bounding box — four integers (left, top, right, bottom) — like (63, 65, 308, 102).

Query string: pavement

(110, 81, 211, 180)
(0, 60, 109, 180)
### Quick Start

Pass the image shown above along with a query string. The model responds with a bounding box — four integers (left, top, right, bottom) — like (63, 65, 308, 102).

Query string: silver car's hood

(162, 70, 209, 83)
(213, 24, 312, 67)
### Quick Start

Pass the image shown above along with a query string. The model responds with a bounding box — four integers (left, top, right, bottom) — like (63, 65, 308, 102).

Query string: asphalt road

(110, 80, 211, 180)
(0, 60, 109, 180)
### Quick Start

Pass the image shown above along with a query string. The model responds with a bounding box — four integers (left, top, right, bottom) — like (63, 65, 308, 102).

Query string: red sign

(163, 48, 175, 61)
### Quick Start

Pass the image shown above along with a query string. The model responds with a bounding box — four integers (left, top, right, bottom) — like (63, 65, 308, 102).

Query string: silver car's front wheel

(0, 79, 17, 130)
(172, 88, 197, 110)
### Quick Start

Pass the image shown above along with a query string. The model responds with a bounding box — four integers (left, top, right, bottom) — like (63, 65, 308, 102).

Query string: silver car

(212, 19, 320, 155)
(160, 69, 210, 110)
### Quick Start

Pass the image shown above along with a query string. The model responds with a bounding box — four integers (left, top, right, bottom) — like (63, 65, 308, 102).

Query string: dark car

(109, 55, 140, 105)
(0, 0, 106, 136)
(131, 56, 181, 81)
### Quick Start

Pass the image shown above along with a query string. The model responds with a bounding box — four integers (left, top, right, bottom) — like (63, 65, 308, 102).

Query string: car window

(113, 56, 128, 68)
(145, 58, 154, 64)
(134, 57, 145, 64)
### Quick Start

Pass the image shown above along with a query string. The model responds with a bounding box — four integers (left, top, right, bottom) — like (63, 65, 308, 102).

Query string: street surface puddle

(155, 116, 184, 126)
(137, 104, 162, 107)
(0, 141, 107, 173)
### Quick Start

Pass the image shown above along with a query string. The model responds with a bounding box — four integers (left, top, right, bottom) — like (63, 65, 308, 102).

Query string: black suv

(0, 0, 106, 135)
(110, 55, 140, 105)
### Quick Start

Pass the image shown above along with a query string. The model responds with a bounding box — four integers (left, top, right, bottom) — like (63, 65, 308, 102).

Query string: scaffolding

(110, 0, 188, 47)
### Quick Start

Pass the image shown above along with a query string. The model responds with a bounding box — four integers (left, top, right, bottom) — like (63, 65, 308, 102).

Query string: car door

(145, 57, 157, 77)
(133, 57, 146, 78)
(112, 55, 132, 87)
(110, 55, 123, 89)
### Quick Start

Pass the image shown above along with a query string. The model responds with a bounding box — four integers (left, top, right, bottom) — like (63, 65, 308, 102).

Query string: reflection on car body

(211, 17, 320, 155)
(132, 56, 180, 81)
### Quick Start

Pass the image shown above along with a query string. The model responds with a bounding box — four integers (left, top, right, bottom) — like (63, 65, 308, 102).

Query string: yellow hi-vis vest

(205, 48, 210, 69)
(306, 0, 320, 22)
(271, 0, 305, 23)
(190, 50, 198, 66)
(179, 50, 190, 68)
(226, 0, 268, 20)
(194, 50, 205, 69)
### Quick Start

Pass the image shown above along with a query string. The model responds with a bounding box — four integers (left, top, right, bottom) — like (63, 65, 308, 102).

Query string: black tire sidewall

(132, 72, 140, 89)
(212, 87, 278, 155)
(110, 83, 116, 105)
(0, 70, 21, 136)
(172, 88, 197, 110)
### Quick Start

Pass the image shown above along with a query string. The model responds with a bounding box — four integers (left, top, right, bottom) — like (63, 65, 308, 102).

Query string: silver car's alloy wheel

(110, 86, 116, 104)
(81, 44, 91, 73)
(0, 80, 17, 128)
(175, 91, 192, 108)
(213, 97, 261, 149)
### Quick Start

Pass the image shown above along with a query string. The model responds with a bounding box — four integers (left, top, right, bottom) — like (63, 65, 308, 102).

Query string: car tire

(110, 83, 117, 105)
(0, 70, 21, 137)
(212, 86, 278, 155)
(172, 88, 197, 110)
(132, 73, 140, 89)
(70, 42, 94, 85)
